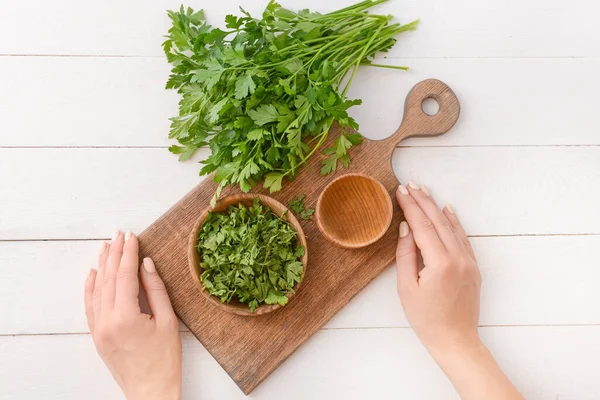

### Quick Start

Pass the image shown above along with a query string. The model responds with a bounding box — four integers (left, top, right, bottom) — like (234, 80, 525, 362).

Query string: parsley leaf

(288, 194, 315, 220)
(247, 104, 279, 126)
(263, 172, 284, 192)
(234, 74, 256, 99)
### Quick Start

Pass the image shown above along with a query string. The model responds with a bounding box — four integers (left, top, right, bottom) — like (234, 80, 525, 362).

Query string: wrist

(425, 332, 485, 370)
(127, 384, 181, 400)
(427, 336, 498, 389)
(425, 334, 525, 400)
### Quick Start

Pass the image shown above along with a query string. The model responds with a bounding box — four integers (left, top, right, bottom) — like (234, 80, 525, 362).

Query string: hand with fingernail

(84, 231, 182, 400)
(395, 182, 523, 400)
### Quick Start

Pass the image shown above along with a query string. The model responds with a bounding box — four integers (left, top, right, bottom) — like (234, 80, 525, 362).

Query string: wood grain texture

(3, 57, 600, 147)
(316, 173, 393, 248)
(188, 194, 308, 316)
(1, 0, 598, 58)
(2, 327, 600, 400)
(137, 79, 460, 393)
(2, 235, 600, 335)
(4, 146, 600, 240)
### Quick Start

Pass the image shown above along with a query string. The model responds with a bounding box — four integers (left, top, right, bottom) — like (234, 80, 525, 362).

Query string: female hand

(84, 231, 182, 400)
(395, 182, 481, 355)
(395, 182, 523, 400)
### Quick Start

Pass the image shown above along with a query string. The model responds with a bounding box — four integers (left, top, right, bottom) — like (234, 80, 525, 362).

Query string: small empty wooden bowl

(188, 193, 308, 317)
(316, 173, 393, 249)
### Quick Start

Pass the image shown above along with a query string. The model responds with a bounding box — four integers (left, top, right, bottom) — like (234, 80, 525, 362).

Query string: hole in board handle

(421, 97, 439, 116)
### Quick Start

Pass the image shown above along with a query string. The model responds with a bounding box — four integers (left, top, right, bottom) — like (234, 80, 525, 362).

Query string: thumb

(140, 257, 176, 322)
(396, 221, 419, 294)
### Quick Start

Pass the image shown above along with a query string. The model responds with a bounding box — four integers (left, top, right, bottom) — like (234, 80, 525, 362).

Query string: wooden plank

(348, 58, 600, 146)
(326, 235, 600, 329)
(1, 327, 599, 399)
(1, 235, 599, 335)
(0, 57, 178, 147)
(393, 146, 600, 236)
(2, 57, 600, 147)
(1, 146, 599, 240)
(0, 0, 598, 57)
(0, 148, 209, 240)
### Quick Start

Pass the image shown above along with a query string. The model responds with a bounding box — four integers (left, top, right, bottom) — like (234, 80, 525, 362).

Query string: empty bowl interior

(317, 174, 393, 248)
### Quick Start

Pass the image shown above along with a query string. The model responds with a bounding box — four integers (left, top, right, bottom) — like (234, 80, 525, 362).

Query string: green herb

(288, 194, 315, 220)
(196, 198, 305, 312)
(164, 0, 418, 205)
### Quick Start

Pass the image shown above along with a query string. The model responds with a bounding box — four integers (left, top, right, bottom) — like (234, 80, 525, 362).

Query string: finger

(116, 231, 141, 309)
(93, 241, 109, 322)
(140, 257, 176, 322)
(102, 230, 124, 311)
(84, 268, 97, 334)
(396, 184, 446, 263)
(443, 205, 476, 260)
(407, 182, 464, 254)
(396, 221, 419, 294)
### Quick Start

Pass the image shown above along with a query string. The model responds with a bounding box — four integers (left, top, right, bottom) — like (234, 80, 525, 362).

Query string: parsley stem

(361, 63, 409, 70)
(313, 11, 389, 22)
(341, 18, 388, 97)
(281, 119, 333, 178)
(326, 0, 384, 14)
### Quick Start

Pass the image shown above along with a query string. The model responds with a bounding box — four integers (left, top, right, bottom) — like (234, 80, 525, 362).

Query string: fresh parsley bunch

(164, 0, 418, 204)
(197, 198, 305, 312)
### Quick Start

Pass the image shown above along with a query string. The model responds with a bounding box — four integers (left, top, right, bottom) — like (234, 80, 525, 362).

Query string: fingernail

(408, 181, 420, 190)
(143, 257, 156, 273)
(446, 204, 455, 214)
(87, 268, 94, 279)
(125, 231, 132, 242)
(397, 185, 408, 195)
(112, 230, 120, 241)
(99, 241, 107, 254)
(399, 221, 409, 238)
(421, 185, 431, 196)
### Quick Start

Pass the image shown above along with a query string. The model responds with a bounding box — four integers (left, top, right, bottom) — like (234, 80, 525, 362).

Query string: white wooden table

(1, 1, 599, 398)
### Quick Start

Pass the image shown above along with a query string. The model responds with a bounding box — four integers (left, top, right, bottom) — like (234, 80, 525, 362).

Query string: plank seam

(1, 54, 599, 60)
(3, 323, 600, 337)
(2, 144, 600, 149)
(2, 233, 599, 243)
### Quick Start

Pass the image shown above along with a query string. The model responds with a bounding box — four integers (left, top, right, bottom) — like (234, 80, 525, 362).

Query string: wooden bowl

(316, 173, 393, 249)
(188, 193, 308, 317)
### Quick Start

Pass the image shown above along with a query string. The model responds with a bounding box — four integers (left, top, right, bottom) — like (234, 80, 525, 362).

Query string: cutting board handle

(383, 78, 460, 150)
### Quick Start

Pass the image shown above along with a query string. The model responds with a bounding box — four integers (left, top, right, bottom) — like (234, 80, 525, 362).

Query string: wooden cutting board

(138, 79, 460, 394)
